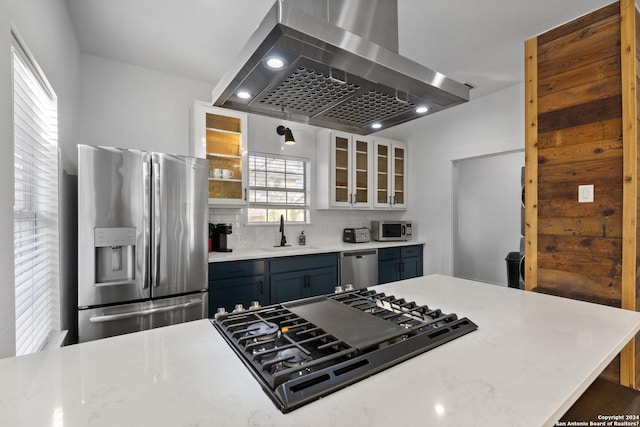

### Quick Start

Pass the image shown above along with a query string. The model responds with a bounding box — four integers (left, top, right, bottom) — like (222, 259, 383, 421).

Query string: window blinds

(12, 37, 59, 356)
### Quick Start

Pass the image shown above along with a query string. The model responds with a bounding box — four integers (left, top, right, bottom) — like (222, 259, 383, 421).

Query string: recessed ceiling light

(416, 106, 429, 114)
(264, 56, 285, 69)
(237, 91, 251, 99)
(371, 123, 382, 129)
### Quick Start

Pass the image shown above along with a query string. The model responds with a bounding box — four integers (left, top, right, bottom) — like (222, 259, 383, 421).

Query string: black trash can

(505, 252, 521, 289)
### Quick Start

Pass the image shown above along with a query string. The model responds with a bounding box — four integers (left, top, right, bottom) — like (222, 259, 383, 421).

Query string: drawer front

(269, 253, 338, 274)
(401, 245, 422, 258)
(209, 260, 265, 280)
(378, 247, 401, 261)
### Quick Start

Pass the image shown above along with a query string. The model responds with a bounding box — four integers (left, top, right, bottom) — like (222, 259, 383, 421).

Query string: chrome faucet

(279, 214, 287, 246)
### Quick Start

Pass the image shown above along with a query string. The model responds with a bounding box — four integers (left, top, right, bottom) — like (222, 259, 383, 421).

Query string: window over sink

(247, 153, 309, 223)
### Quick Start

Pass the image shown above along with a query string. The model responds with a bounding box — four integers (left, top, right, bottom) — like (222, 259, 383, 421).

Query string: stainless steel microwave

(370, 221, 412, 241)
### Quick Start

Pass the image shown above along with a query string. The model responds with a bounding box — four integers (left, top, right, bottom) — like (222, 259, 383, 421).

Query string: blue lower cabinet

(269, 271, 307, 303)
(269, 254, 338, 304)
(209, 260, 267, 315)
(308, 267, 337, 296)
(400, 256, 420, 280)
(209, 247, 419, 311)
(378, 245, 424, 284)
(378, 257, 399, 284)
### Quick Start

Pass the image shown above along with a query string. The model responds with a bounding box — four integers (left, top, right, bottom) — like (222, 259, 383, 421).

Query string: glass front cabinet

(373, 139, 407, 209)
(191, 101, 248, 205)
(316, 130, 373, 209)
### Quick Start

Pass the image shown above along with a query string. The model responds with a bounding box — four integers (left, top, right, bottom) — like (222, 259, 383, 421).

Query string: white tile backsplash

(209, 207, 405, 250)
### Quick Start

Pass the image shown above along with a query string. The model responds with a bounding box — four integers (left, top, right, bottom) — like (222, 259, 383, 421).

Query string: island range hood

(211, 0, 470, 135)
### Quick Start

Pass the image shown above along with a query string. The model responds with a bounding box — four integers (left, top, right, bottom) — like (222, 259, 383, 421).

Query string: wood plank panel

(620, 0, 638, 388)
(537, 137, 623, 165)
(536, 268, 621, 306)
(537, 157, 623, 182)
(537, 2, 620, 45)
(538, 118, 622, 150)
(538, 14, 621, 79)
(602, 356, 622, 384)
(538, 74, 621, 114)
(636, 332, 640, 386)
(525, 37, 538, 291)
(538, 176, 622, 201)
(538, 198, 622, 218)
(636, 8, 640, 389)
(538, 234, 622, 256)
(538, 251, 621, 278)
(538, 95, 622, 133)
(538, 55, 621, 98)
(537, 216, 622, 238)
(532, 0, 639, 388)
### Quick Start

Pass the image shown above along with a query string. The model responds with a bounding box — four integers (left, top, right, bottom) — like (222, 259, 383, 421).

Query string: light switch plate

(578, 184, 594, 203)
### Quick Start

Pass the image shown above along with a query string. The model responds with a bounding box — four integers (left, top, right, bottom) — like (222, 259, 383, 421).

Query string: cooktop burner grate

(212, 288, 477, 413)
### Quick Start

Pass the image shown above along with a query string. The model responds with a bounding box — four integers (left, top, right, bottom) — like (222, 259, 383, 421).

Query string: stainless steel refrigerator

(77, 145, 209, 342)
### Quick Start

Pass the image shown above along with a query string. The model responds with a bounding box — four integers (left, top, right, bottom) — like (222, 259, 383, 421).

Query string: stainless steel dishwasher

(340, 249, 378, 289)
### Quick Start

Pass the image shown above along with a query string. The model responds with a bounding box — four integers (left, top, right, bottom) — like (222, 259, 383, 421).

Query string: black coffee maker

(211, 223, 233, 252)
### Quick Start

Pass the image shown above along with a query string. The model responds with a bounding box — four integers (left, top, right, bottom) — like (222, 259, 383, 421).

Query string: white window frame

(12, 31, 60, 356)
(247, 152, 310, 224)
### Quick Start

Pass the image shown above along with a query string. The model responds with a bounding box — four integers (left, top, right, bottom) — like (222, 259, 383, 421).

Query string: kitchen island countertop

(1, 274, 640, 426)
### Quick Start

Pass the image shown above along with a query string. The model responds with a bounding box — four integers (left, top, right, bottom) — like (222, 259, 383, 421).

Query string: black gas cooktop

(212, 288, 478, 413)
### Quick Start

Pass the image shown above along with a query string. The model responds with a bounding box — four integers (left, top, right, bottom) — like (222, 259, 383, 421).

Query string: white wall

(0, 0, 80, 358)
(75, 54, 213, 172)
(0, 3, 525, 356)
(0, 0, 14, 359)
(454, 151, 524, 285)
(209, 114, 404, 249)
(83, 59, 525, 265)
(378, 83, 525, 276)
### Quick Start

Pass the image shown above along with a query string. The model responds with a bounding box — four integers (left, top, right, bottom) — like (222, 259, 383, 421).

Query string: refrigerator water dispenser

(94, 227, 136, 285)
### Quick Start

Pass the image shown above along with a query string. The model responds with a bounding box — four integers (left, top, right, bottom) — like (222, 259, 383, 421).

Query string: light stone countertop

(207, 240, 424, 262)
(1, 274, 639, 427)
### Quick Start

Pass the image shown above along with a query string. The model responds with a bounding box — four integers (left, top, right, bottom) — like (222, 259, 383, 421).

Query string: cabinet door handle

(392, 195, 396, 205)
(259, 279, 264, 294)
(400, 262, 404, 273)
(353, 192, 357, 204)
(388, 196, 392, 205)
(244, 188, 247, 201)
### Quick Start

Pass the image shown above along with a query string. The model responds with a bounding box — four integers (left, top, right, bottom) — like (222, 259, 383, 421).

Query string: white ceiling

(65, 0, 619, 101)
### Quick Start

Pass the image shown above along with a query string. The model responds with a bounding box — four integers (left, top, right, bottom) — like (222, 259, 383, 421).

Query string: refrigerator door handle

(152, 160, 161, 288)
(143, 158, 151, 290)
(89, 298, 203, 323)
(94, 280, 136, 287)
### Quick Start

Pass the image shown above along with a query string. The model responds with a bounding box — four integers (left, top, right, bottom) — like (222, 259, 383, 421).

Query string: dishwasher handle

(341, 249, 378, 258)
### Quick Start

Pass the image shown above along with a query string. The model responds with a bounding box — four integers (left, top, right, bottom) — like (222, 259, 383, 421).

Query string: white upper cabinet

(373, 138, 407, 210)
(191, 101, 248, 206)
(316, 130, 373, 209)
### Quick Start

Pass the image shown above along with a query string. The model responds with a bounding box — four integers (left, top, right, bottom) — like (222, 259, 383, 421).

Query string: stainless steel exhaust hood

(211, 0, 470, 134)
